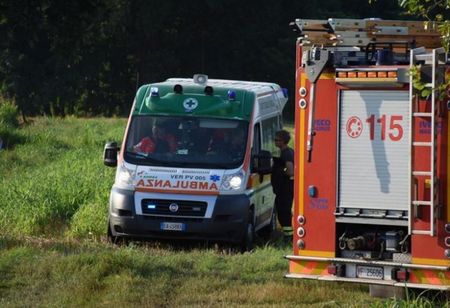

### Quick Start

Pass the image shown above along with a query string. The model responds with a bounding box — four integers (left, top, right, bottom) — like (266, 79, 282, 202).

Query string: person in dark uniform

(271, 130, 294, 239)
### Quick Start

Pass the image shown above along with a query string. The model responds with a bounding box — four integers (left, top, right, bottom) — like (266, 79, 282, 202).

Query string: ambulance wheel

(259, 210, 277, 239)
(107, 220, 127, 245)
(239, 211, 255, 252)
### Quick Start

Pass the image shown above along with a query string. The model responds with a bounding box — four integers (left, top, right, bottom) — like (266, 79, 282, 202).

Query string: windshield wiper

(125, 151, 169, 165)
(125, 151, 148, 159)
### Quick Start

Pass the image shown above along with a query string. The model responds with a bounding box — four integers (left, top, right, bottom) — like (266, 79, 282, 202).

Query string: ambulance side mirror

(252, 150, 272, 175)
(104, 141, 119, 167)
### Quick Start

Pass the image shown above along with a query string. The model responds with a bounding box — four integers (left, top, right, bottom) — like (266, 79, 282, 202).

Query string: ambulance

(286, 18, 450, 292)
(103, 74, 288, 250)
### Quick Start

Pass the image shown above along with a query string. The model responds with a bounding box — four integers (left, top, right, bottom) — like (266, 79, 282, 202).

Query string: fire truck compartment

(337, 90, 410, 219)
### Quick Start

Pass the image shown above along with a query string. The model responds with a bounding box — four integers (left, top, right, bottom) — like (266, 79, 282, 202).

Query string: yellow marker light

(387, 71, 398, 78)
(347, 72, 357, 78)
(367, 71, 377, 78)
(337, 72, 347, 78)
(357, 72, 367, 78)
(377, 71, 388, 78)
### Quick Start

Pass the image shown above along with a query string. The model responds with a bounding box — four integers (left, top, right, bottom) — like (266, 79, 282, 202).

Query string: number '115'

(366, 115, 403, 141)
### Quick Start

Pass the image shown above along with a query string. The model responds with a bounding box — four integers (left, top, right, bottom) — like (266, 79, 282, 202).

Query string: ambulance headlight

(229, 176, 242, 189)
(115, 162, 136, 190)
(221, 171, 245, 191)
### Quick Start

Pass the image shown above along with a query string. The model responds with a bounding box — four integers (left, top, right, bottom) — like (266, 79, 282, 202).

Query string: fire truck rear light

(357, 72, 367, 78)
(445, 223, 450, 233)
(337, 72, 347, 78)
(391, 268, 409, 282)
(327, 264, 345, 276)
(299, 99, 307, 109)
(297, 215, 305, 225)
(377, 71, 388, 78)
(367, 71, 377, 78)
(327, 264, 337, 275)
(445, 237, 450, 247)
(299, 87, 307, 97)
(297, 239, 305, 249)
(297, 227, 305, 238)
(347, 72, 357, 78)
(387, 71, 397, 78)
(445, 249, 450, 258)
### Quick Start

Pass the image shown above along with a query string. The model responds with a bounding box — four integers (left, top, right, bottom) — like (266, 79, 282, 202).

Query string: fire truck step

(412, 200, 432, 206)
(412, 229, 433, 235)
(415, 53, 433, 63)
(412, 171, 432, 176)
(413, 112, 432, 117)
(412, 142, 432, 147)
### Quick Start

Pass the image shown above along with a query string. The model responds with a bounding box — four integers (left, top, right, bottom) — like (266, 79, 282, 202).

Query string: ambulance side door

(253, 117, 277, 228)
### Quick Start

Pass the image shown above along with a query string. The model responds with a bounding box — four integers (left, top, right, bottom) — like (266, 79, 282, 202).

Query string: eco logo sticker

(183, 98, 199, 112)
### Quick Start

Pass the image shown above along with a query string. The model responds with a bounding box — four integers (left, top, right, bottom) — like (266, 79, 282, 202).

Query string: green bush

(0, 99, 21, 149)
(0, 99, 19, 128)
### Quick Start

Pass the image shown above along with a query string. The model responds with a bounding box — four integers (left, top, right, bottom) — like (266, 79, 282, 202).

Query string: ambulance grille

(141, 199, 207, 217)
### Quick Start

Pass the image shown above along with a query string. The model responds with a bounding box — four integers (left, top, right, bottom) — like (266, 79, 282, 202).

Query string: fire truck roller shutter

(338, 90, 410, 211)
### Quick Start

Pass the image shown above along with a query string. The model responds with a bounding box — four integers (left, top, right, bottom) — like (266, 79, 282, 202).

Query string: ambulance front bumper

(108, 187, 250, 243)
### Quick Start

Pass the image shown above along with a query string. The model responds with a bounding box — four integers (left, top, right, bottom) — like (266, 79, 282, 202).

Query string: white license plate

(356, 266, 384, 280)
(160, 222, 185, 231)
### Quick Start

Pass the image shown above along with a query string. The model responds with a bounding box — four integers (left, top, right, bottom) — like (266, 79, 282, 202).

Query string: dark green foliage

(0, 99, 18, 128)
(0, 99, 22, 148)
(0, 0, 404, 120)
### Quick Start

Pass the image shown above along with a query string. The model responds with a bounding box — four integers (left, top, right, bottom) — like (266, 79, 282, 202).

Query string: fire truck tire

(259, 210, 277, 239)
(239, 210, 255, 252)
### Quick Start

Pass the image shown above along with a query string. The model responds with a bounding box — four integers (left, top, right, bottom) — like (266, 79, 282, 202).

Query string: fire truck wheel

(239, 211, 255, 252)
(259, 210, 277, 239)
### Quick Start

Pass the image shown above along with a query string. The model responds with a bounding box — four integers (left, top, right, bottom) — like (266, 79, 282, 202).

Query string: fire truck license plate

(160, 222, 185, 231)
(356, 266, 383, 280)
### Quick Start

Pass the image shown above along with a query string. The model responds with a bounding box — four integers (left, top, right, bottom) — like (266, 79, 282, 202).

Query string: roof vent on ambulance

(193, 74, 208, 84)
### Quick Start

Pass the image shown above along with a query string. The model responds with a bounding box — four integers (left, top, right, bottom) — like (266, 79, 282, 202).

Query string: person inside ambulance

(208, 128, 245, 159)
(133, 119, 177, 154)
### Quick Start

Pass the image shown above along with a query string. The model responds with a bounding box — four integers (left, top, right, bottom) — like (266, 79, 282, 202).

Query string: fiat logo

(169, 203, 179, 213)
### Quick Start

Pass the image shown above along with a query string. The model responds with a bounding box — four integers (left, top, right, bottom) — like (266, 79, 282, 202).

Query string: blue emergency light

(227, 90, 236, 101)
(150, 87, 159, 97)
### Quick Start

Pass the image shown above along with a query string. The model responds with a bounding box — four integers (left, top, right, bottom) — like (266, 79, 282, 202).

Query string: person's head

(231, 129, 245, 146)
(152, 120, 167, 140)
(274, 130, 290, 148)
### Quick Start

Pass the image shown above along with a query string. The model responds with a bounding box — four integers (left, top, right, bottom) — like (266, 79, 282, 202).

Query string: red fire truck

(285, 18, 450, 292)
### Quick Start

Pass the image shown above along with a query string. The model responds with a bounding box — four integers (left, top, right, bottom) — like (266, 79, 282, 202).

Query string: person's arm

(285, 161, 294, 177)
(282, 148, 294, 178)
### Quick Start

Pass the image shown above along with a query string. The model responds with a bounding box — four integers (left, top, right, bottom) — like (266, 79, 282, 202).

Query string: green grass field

(0, 117, 446, 307)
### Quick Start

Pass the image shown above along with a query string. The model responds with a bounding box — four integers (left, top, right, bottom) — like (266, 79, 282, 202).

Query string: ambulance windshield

(124, 115, 248, 169)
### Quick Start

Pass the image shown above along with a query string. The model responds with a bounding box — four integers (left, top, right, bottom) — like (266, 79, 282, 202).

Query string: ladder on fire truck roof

(409, 47, 446, 236)
(290, 18, 442, 49)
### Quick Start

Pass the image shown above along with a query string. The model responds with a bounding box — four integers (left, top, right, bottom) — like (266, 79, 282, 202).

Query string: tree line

(0, 0, 406, 119)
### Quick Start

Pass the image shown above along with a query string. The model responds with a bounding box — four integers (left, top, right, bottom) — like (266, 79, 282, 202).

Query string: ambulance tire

(239, 210, 255, 252)
(259, 210, 277, 239)
(107, 219, 128, 246)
